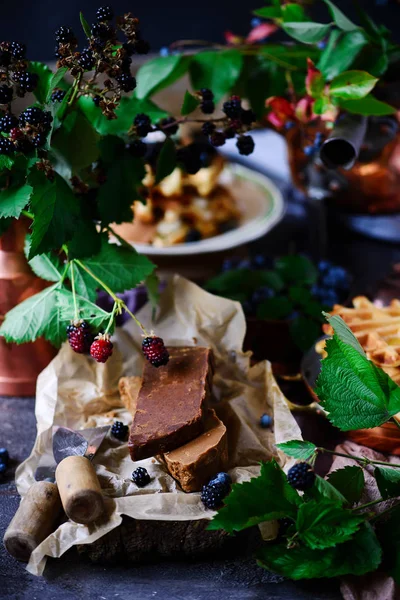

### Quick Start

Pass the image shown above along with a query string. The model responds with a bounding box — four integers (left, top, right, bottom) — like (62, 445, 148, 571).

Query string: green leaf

(28, 252, 64, 283)
(67, 219, 103, 260)
(275, 255, 317, 286)
(323, 312, 366, 356)
(339, 95, 396, 116)
(0, 156, 14, 172)
(56, 288, 113, 333)
(28, 171, 79, 259)
(73, 262, 98, 302)
(135, 55, 190, 100)
(82, 238, 155, 294)
(256, 297, 293, 320)
(0, 183, 32, 219)
(253, 6, 282, 19)
(290, 316, 322, 353)
(327, 466, 365, 505)
(52, 110, 100, 171)
(181, 90, 200, 116)
(378, 505, 400, 584)
(155, 137, 176, 185)
(0, 284, 65, 346)
(29, 61, 53, 104)
(282, 22, 331, 45)
(322, 0, 359, 32)
(80, 11, 92, 38)
(45, 67, 68, 103)
(257, 523, 381, 579)
(282, 4, 307, 23)
(330, 70, 378, 100)
(208, 460, 302, 533)
(145, 271, 160, 315)
(309, 475, 348, 504)
(318, 30, 367, 80)
(189, 50, 243, 102)
(375, 467, 400, 500)
(276, 440, 317, 460)
(206, 269, 284, 296)
(0, 217, 11, 236)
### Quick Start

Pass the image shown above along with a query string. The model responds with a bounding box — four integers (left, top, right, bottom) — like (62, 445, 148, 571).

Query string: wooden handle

(55, 455, 104, 524)
(3, 481, 62, 562)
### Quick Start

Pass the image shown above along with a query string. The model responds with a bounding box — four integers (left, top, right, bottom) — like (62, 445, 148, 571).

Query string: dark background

(0, 0, 398, 61)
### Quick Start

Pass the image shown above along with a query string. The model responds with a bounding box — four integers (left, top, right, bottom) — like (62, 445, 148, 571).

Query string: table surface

(1, 158, 400, 599)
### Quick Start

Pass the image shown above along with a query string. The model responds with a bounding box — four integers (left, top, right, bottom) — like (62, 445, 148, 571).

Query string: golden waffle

(321, 296, 400, 384)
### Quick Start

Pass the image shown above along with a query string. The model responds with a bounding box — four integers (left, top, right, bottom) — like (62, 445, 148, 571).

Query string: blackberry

(277, 517, 294, 539)
(120, 56, 132, 73)
(142, 336, 169, 368)
(0, 49, 11, 67)
(209, 472, 232, 494)
(177, 146, 202, 175)
(158, 116, 178, 136)
(10, 41, 26, 60)
(32, 133, 48, 148)
(252, 286, 274, 305)
(117, 73, 136, 93)
(223, 96, 242, 119)
(321, 266, 350, 292)
(0, 85, 13, 104)
(185, 228, 202, 242)
(0, 113, 18, 133)
(96, 6, 114, 21)
(287, 462, 315, 491)
(126, 139, 147, 158)
(19, 106, 46, 127)
(91, 22, 112, 40)
(240, 108, 256, 125)
(201, 481, 228, 510)
(55, 26, 75, 44)
(14, 138, 33, 154)
(132, 466, 151, 487)
(93, 95, 102, 106)
(90, 334, 113, 363)
(236, 135, 255, 156)
(92, 37, 107, 53)
(210, 131, 226, 147)
(111, 421, 129, 441)
(259, 413, 273, 428)
(51, 88, 66, 103)
(0, 447, 9, 466)
(41, 111, 53, 132)
(78, 49, 95, 71)
(200, 100, 215, 115)
(15, 71, 38, 93)
(200, 88, 214, 101)
(134, 113, 152, 137)
(201, 122, 215, 136)
(223, 126, 236, 139)
(66, 320, 93, 354)
(0, 138, 14, 155)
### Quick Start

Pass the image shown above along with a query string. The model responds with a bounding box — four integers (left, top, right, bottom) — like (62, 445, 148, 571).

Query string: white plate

(116, 163, 285, 256)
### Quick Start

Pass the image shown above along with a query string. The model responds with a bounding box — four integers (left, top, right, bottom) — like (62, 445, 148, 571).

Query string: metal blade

(83, 426, 110, 460)
(53, 427, 89, 464)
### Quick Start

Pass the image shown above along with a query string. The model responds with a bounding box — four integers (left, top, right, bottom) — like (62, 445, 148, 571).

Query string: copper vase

(0, 220, 57, 396)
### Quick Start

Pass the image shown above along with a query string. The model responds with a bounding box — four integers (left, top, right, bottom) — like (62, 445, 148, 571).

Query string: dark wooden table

(1, 189, 400, 599)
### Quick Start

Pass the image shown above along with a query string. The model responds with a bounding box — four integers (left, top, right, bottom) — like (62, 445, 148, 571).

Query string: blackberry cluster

(66, 320, 93, 354)
(222, 96, 242, 119)
(0, 137, 15, 155)
(116, 72, 136, 92)
(19, 106, 52, 129)
(78, 49, 95, 71)
(111, 420, 129, 440)
(96, 6, 114, 21)
(287, 462, 315, 491)
(134, 113, 152, 137)
(142, 336, 169, 367)
(177, 141, 216, 175)
(51, 88, 66, 103)
(0, 447, 9, 478)
(201, 122, 215, 136)
(199, 89, 214, 115)
(0, 114, 18, 133)
(14, 71, 38, 95)
(0, 41, 40, 103)
(132, 466, 151, 487)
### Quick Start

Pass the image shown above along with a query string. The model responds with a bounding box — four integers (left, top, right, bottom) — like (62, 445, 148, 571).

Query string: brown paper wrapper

(15, 276, 302, 576)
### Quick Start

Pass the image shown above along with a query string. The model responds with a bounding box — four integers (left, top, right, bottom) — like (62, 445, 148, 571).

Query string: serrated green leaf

(323, 312, 366, 356)
(339, 95, 396, 116)
(257, 523, 381, 579)
(330, 70, 378, 100)
(52, 110, 100, 171)
(378, 505, 400, 584)
(0, 183, 32, 219)
(181, 90, 200, 116)
(155, 137, 176, 185)
(0, 156, 14, 171)
(45, 67, 68, 103)
(73, 262, 98, 302)
(135, 55, 190, 100)
(80, 11, 92, 38)
(67, 219, 103, 260)
(208, 460, 302, 533)
(309, 475, 348, 504)
(56, 288, 113, 333)
(257, 296, 293, 320)
(275, 255, 317, 285)
(282, 22, 331, 45)
(375, 467, 400, 500)
(28, 252, 64, 283)
(0, 284, 65, 346)
(327, 466, 365, 505)
(322, 0, 359, 32)
(29, 61, 53, 104)
(81, 238, 155, 294)
(276, 440, 317, 460)
(189, 50, 243, 102)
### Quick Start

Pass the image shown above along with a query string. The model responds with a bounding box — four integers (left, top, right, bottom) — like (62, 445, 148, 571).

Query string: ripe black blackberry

(0, 138, 14, 155)
(0, 85, 13, 105)
(10, 41, 26, 60)
(210, 131, 226, 147)
(15, 71, 38, 93)
(19, 106, 46, 127)
(93, 95, 102, 107)
(0, 49, 11, 67)
(117, 73, 136, 92)
(224, 126, 236, 139)
(91, 22, 112, 39)
(96, 6, 114, 21)
(176, 146, 202, 175)
(240, 108, 256, 125)
(287, 462, 315, 491)
(0, 114, 18, 133)
(111, 421, 129, 441)
(41, 111, 53, 132)
(223, 96, 242, 119)
(51, 89, 66, 103)
(134, 113, 152, 137)
(132, 466, 151, 488)
(200, 88, 214, 101)
(201, 481, 227, 510)
(200, 100, 215, 115)
(55, 26, 76, 44)
(33, 133, 48, 148)
(133, 39, 150, 55)
(158, 116, 179, 136)
(142, 336, 169, 367)
(236, 135, 255, 156)
(14, 138, 33, 154)
(66, 320, 93, 354)
(201, 122, 215, 136)
(78, 49, 95, 71)
(126, 139, 147, 158)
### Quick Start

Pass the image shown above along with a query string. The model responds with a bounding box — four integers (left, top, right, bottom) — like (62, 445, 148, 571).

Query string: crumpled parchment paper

(15, 275, 302, 576)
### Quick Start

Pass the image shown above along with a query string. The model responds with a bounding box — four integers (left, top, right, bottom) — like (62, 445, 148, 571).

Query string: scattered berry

(67, 320, 93, 354)
(251, 17, 262, 28)
(209, 472, 232, 493)
(236, 135, 255, 156)
(142, 336, 169, 367)
(200, 100, 215, 115)
(90, 333, 113, 363)
(78, 49, 95, 71)
(134, 113, 152, 137)
(223, 96, 242, 119)
(177, 142, 216, 174)
(111, 421, 129, 441)
(10, 41, 26, 60)
(0, 137, 15, 155)
(185, 228, 202, 242)
(252, 286, 274, 305)
(55, 26, 76, 44)
(0, 114, 18, 133)
(201, 122, 215, 136)
(259, 413, 273, 428)
(96, 5, 114, 21)
(210, 131, 226, 147)
(0, 447, 9, 465)
(0, 85, 13, 104)
(126, 139, 147, 158)
(93, 95, 102, 106)
(117, 73, 136, 92)
(132, 466, 151, 487)
(15, 71, 38, 93)
(201, 481, 228, 510)
(321, 266, 350, 292)
(287, 462, 315, 491)
(158, 116, 179, 136)
(51, 88, 66, 103)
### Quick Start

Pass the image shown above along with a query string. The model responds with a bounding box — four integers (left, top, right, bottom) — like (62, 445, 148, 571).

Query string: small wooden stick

(4, 481, 62, 562)
(55, 455, 104, 524)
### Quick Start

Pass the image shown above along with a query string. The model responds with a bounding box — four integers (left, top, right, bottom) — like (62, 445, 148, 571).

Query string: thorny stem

(317, 447, 400, 469)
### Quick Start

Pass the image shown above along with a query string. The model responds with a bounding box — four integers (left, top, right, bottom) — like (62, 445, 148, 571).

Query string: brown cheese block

(118, 376, 142, 416)
(162, 409, 228, 492)
(128, 347, 214, 461)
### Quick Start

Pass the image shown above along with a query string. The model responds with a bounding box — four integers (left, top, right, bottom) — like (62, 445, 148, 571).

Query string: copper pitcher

(0, 219, 56, 396)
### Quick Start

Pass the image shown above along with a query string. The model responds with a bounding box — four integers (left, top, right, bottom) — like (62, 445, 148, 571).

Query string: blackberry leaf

(189, 50, 243, 102)
(135, 55, 190, 100)
(327, 466, 365, 505)
(46, 67, 69, 103)
(52, 111, 100, 171)
(57, 289, 114, 333)
(276, 440, 317, 461)
(322, 0, 359, 32)
(0, 183, 33, 219)
(72, 263, 98, 302)
(29, 61, 53, 104)
(28, 252, 64, 283)
(375, 467, 400, 500)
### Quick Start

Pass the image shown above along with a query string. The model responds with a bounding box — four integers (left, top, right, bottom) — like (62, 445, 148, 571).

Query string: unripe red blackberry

(142, 336, 169, 368)
(66, 320, 93, 354)
(90, 333, 113, 363)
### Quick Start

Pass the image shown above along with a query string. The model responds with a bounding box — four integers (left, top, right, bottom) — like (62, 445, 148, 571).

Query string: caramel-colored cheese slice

(162, 409, 228, 492)
(128, 347, 214, 461)
(118, 376, 142, 415)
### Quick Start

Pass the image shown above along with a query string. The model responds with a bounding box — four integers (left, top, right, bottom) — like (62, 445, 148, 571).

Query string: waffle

(321, 296, 400, 385)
